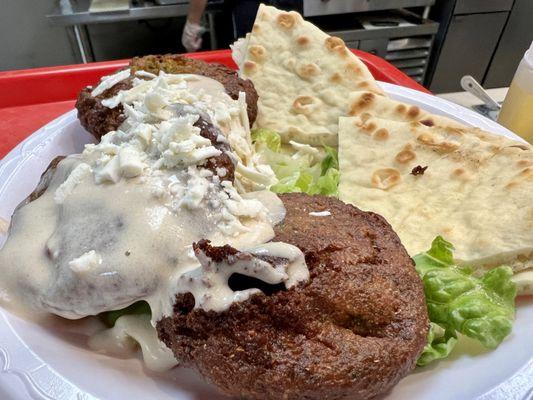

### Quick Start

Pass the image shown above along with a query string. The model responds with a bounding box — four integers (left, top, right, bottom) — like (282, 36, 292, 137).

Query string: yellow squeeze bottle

(498, 41, 533, 143)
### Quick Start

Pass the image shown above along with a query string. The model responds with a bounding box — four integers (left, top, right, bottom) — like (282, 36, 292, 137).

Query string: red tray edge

(0, 49, 430, 109)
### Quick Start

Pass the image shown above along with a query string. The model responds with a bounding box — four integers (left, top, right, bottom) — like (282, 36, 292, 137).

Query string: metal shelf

(47, 0, 222, 26)
(303, 0, 435, 17)
(319, 10, 438, 86)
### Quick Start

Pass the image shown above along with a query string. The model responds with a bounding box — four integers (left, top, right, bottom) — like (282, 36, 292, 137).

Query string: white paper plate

(0, 82, 532, 400)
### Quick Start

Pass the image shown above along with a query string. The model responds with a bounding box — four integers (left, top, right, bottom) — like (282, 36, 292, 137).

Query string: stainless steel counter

(47, 0, 192, 26)
(46, 0, 222, 63)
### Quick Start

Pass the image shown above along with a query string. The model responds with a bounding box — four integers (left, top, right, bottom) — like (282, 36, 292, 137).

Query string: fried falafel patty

(76, 55, 259, 141)
(157, 193, 429, 400)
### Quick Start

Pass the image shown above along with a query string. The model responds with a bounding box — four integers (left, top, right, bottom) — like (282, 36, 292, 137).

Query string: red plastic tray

(0, 49, 430, 159)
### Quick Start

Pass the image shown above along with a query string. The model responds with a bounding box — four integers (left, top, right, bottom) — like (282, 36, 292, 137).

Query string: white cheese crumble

(134, 70, 157, 79)
(68, 250, 103, 275)
(290, 140, 323, 163)
(97, 71, 276, 190)
(81, 72, 278, 238)
(54, 163, 92, 204)
(91, 69, 131, 97)
(118, 147, 145, 178)
(95, 154, 121, 184)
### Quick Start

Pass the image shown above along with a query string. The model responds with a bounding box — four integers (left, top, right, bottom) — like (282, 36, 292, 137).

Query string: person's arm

(181, 0, 208, 52)
(187, 0, 207, 24)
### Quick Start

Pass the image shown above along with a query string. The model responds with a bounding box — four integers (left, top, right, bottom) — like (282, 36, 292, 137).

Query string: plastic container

(497, 41, 533, 143)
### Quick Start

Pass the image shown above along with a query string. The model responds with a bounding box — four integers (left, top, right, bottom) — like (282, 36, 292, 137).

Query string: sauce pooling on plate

(0, 71, 309, 326)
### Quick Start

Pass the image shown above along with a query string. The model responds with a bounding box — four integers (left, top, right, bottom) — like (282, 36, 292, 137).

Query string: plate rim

(0, 84, 530, 400)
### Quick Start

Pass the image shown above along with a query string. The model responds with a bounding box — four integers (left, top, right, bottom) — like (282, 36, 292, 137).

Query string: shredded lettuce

(251, 128, 281, 152)
(252, 128, 339, 196)
(414, 236, 516, 366)
(320, 145, 339, 175)
(309, 167, 340, 196)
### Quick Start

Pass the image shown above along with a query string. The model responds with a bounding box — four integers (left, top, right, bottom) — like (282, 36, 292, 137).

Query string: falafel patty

(157, 193, 429, 400)
(76, 55, 259, 141)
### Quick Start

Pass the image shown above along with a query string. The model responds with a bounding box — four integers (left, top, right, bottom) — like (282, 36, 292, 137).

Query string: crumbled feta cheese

(97, 74, 275, 190)
(213, 101, 232, 124)
(178, 167, 211, 210)
(290, 141, 322, 162)
(83, 72, 279, 240)
(216, 167, 227, 177)
(144, 90, 168, 114)
(135, 70, 157, 79)
(199, 169, 213, 178)
(68, 250, 103, 275)
(118, 147, 145, 178)
(54, 163, 92, 204)
(190, 146, 222, 163)
(91, 69, 131, 97)
(133, 124, 153, 146)
(95, 155, 120, 184)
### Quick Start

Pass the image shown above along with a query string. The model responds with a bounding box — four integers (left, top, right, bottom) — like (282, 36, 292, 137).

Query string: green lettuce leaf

(271, 171, 314, 193)
(417, 322, 458, 366)
(414, 236, 516, 365)
(252, 129, 339, 196)
(320, 145, 339, 175)
(309, 167, 340, 196)
(251, 128, 281, 152)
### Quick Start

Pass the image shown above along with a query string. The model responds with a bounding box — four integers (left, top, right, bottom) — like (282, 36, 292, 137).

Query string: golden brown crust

(76, 79, 131, 141)
(157, 193, 429, 400)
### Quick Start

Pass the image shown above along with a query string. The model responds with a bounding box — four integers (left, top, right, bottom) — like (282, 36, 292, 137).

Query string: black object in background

(87, 18, 189, 60)
(226, 0, 262, 38)
(219, 0, 301, 43)
(484, 0, 533, 88)
(429, 12, 508, 93)
(427, 0, 512, 93)
(426, 0, 532, 92)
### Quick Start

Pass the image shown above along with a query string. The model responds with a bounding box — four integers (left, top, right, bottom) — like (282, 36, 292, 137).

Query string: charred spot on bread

(411, 165, 428, 176)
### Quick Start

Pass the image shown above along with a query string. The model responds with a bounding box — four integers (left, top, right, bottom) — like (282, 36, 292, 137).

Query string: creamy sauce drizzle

(179, 241, 308, 312)
(0, 71, 308, 336)
(89, 314, 178, 372)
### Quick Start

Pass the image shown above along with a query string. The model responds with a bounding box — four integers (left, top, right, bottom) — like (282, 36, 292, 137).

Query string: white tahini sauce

(0, 70, 309, 334)
(178, 241, 309, 312)
(309, 210, 331, 217)
(88, 313, 178, 372)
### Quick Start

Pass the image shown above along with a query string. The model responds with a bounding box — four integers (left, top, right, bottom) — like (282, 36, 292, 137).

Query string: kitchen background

(1, 0, 532, 94)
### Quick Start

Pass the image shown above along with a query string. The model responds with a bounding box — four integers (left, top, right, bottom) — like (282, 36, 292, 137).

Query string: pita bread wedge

(232, 4, 384, 147)
(348, 91, 465, 128)
(338, 116, 533, 293)
(347, 91, 518, 148)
